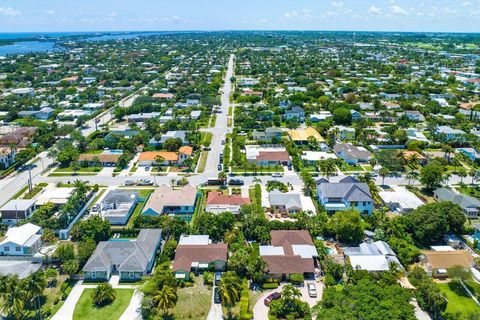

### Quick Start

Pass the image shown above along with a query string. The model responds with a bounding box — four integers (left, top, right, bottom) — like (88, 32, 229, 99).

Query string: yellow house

(288, 127, 324, 144)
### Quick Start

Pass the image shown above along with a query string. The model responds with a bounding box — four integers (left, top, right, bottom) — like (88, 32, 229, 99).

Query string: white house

(0, 223, 42, 256)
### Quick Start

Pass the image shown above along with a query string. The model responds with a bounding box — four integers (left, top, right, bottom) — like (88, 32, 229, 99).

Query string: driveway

(51, 284, 85, 320)
(206, 285, 223, 320)
(119, 290, 143, 320)
(300, 281, 323, 307)
(253, 283, 285, 320)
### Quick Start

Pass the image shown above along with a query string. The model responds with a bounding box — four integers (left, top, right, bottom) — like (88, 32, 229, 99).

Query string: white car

(272, 172, 284, 178)
(307, 283, 317, 298)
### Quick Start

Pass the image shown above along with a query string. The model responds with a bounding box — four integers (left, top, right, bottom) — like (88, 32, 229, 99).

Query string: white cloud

(331, 1, 344, 8)
(284, 10, 299, 19)
(258, 19, 268, 24)
(0, 7, 21, 17)
(462, 1, 472, 6)
(391, 5, 408, 15)
(368, 6, 382, 15)
(46, 9, 55, 15)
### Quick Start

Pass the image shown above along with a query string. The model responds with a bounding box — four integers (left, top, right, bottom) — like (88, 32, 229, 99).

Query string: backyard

(437, 282, 480, 318)
(73, 288, 134, 320)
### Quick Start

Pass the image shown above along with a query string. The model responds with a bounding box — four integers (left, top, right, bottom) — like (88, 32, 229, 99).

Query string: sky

(0, 0, 479, 33)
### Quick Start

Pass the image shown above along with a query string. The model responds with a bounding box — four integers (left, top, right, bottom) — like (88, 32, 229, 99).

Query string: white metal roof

(179, 235, 210, 246)
(259, 245, 285, 256)
(0, 223, 41, 246)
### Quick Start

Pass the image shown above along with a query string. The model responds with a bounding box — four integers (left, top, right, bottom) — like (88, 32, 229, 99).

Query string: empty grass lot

(73, 288, 134, 320)
(170, 277, 212, 319)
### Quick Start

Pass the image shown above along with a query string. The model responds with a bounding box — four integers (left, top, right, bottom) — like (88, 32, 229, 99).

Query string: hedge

(262, 282, 279, 290)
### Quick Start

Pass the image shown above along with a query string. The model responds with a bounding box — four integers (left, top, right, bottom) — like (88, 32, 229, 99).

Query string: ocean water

(0, 41, 59, 56)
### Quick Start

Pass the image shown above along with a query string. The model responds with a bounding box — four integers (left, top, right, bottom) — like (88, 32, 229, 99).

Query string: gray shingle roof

(434, 188, 480, 209)
(268, 190, 302, 209)
(83, 229, 162, 273)
(317, 177, 372, 202)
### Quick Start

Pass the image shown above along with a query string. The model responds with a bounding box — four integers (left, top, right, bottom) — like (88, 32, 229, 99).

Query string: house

(288, 127, 323, 144)
(173, 235, 228, 280)
(0, 199, 37, 225)
(406, 128, 429, 143)
(245, 145, 291, 166)
(0, 223, 42, 256)
(268, 190, 303, 215)
(0, 147, 16, 169)
(457, 148, 480, 162)
(58, 109, 90, 120)
(284, 106, 305, 122)
(401, 151, 427, 165)
(397, 110, 425, 122)
(205, 192, 250, 215)
(78, 151, 122, 167)
(334, 143, 372, 165)
(344, 240, 402, 272)
(309, 111, 332, 122)
(126, 112, 161, 123)
(153, 93, 174, 100)
(100, 190, 139, 225)
(420, 249, 473, 278)
(35, 186, 74, 206)
(190, 110, 201, 120)
(138, 147, 193, 166)
(433, 188, 480, 218)
(435, 126, 466, 142)
(159, 131, 188, 145)
(0, 127, 37, 148)
(83, 102, 104, 110)
(252, 127, 283, 141)
(18, 107, 54, 120)
(83, 229, 162, 281)
(336, 126, 356, 140)
(350, 109, 362, 121)
(301, 151, 337, 164)
(259, 230, 318, 278)
(379, 186, 424, 213)
(104, 130, 139, 143)
(142, 185, 198, 221)
(316, 176, 373, 214)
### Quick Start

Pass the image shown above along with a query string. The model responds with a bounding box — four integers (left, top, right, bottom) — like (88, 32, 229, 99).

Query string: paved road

(203, 54, 234, 176)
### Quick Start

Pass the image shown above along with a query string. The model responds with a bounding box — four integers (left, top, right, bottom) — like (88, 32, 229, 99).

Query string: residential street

(204, 53, 234, 176)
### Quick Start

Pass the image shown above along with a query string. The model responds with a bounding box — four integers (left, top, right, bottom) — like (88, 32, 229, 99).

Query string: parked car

(214, 272, 222, 285)
(203, 146, 211, 151)
(228, 179, 244, 186)
(272, 172, 284, 178)
(307, 283, 317, 298)
(145, 166, 151, 171)
(137, 179, 153, 186)
(221, 140, 225, 145)
(218, 164, 222, 171)
(124, 179, 135, 186)
(214, 287, 221, 304)
(264, 292, 281, 306)
(91, 204, 100, 212)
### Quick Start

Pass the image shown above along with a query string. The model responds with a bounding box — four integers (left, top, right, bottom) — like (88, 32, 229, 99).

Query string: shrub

(91, 283, 116, 306)
(324, 273, 336, 287)
(204, 272, 213, 286)
(262, 282, 279, 290)
(289, 273, 304, 285)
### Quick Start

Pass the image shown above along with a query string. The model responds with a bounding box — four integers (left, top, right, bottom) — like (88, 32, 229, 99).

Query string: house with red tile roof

(205, 191, 251, 215)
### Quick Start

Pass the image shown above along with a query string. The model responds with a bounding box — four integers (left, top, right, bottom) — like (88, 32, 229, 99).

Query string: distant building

(205, 192, 251, 215)
(101, 190, 139, 225)
(334, 143, 372, 165)
(0, 199, 37, 225)
(268, 190, 303, 215)
(433, 188, 480, 218)
(344, 240, 402, 273)
(284, 106, 305, 122)
(142, 185, 198, 221)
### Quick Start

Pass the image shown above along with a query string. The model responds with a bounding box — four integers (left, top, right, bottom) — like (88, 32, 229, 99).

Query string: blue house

(316, 176, 373, 215)
(457, 148, 480, 162)
(284, 106, 305, 122)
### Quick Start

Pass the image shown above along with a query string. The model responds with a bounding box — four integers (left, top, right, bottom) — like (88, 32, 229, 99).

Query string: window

(15, 247, 20, 252)
(4, 247, 9, 251)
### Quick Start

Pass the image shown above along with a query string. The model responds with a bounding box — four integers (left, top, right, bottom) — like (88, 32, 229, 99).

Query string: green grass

(437, 282, 480, 318)
(458, 185, 480, 200)
(127, 201, 145, 228)
(197, 151, 208, 173)
(22, 183, 48, 199)
(231, 165, 284, 174)
(200, 132, 213, 147)
(11, 185, 28, 199)
(228, 106, 233, 116)
(55, 165, 102, 173)
(171, 277, 211, 319)
(87, 189, 106, 209)
(210, 114, 217, 128)
(73, 288, 134, 320)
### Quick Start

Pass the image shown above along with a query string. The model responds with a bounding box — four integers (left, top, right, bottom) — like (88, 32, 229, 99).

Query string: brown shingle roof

(173, 243, 228, 272)
(262, 255, 315, 275)
(422, 250, 473, 270)
(256, 151, 290, 162)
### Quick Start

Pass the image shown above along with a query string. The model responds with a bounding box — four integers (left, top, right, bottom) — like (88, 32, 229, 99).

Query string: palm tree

(406, 171, 419, 185)
(0, 276, 25, 318)
(458, 168, 467, 183)
(281, 284, 301, 302)
(469, 169, 479, 185)
(91, 283, 116, 306)
(379, 167, 390, 186)
(218, 171, 227, 184)
(441, 144, 454, 163)
(154, 155, 165, 173)
(153, 285, 178, 315)
(218, 273, 240, 308)
(388, 261, 401, 278)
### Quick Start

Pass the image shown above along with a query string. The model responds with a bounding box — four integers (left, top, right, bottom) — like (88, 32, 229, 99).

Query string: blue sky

(0, 0, 479, 33)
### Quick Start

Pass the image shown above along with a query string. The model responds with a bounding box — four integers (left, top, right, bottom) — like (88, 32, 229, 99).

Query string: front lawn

(73, 288, 134, 320)
(171, 277, 212, 319)
(437, 282, 480, 318)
